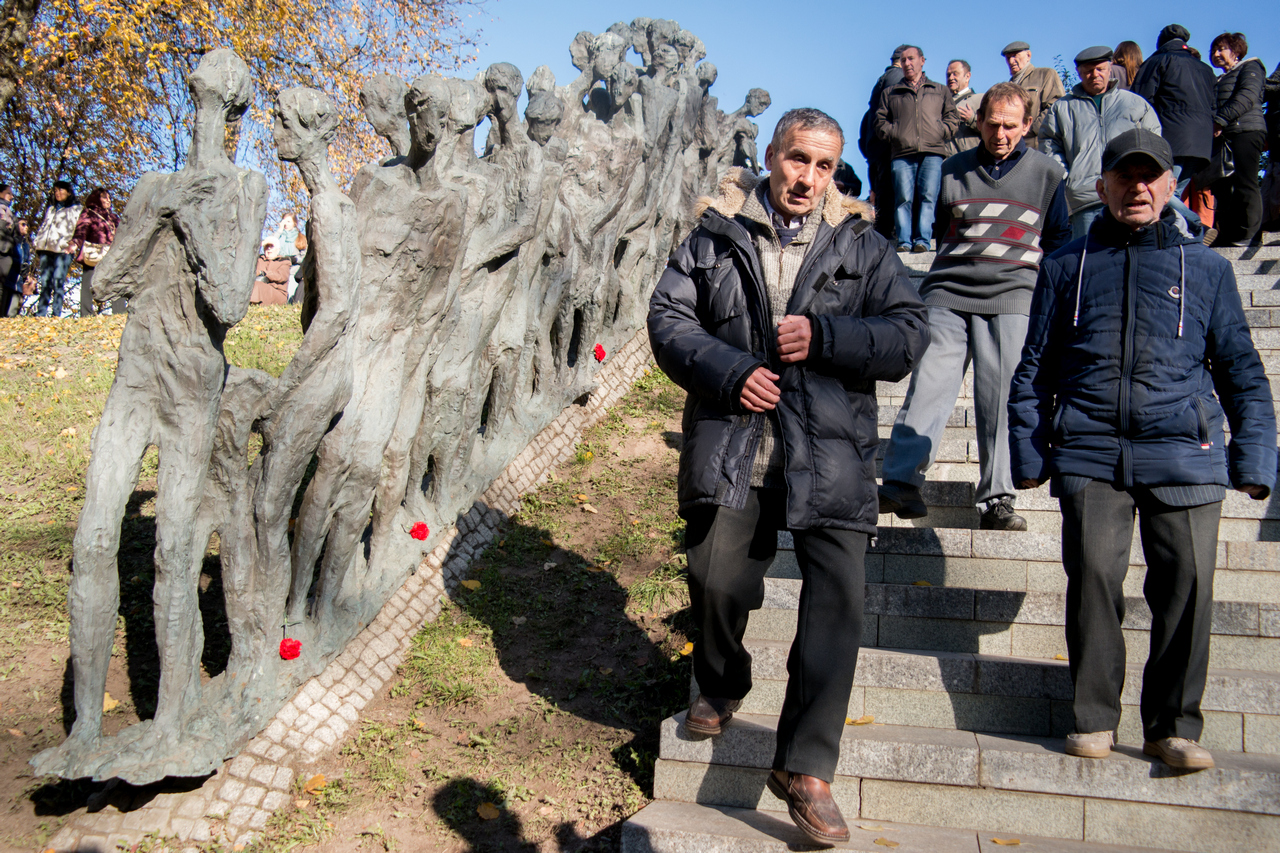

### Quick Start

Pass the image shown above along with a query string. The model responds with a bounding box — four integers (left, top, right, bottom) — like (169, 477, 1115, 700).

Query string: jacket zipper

(1192, 397, 1211, 447)
(1118, 243, 1137, 487)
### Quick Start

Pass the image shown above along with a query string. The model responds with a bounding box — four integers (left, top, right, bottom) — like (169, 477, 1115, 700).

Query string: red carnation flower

(410, 521, 430, 541)
(593, 343, 606, 363)
(279, 638, 302, 660)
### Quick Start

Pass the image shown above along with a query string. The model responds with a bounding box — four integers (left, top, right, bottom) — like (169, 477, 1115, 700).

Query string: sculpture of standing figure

(33, 49, 267, 782)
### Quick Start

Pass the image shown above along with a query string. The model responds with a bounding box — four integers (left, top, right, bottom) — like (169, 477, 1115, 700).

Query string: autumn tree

(0, 0, 481, 223)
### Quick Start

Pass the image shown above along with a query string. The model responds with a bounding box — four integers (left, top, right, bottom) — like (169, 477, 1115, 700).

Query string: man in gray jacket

(875, 45, 960, 252)
(1042, 46, 1162, 237)
(946, 59, 983, 156)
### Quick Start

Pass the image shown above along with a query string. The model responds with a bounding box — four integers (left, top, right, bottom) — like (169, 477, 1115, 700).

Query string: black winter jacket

(1009, 207, 1277, 498)
(1266, 61, 1280, 158)
(648, 170, 931, 532)
(1133, 39, 1219, 163)
(1214, 57, 1267, 135)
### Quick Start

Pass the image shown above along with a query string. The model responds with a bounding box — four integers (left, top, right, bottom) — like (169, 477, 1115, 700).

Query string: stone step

(1216, 245, 1280, 260)
(656, 713, 1280, 822)
(713, 640, 1280, 752)
(745, 580, 1279, 671)
(621, 801, 1179, 853)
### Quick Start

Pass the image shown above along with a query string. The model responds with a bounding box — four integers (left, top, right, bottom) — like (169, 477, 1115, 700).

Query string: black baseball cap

(1101, 128, 1174, 173)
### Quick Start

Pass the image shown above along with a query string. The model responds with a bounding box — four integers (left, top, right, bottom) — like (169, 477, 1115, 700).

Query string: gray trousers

(1060, 480, 1220, 741)
(685, 488, 867, 783)
(881, 305, 1028, 511)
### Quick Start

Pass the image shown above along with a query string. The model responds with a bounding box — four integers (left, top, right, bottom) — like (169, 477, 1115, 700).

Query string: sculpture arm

(91, 175, 166, 301)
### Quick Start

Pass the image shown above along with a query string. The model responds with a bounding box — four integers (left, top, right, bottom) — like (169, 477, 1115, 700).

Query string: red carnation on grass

(279, 638, 302, 660)
(593, 343, 606, 363)
(410, 521, 430, 540)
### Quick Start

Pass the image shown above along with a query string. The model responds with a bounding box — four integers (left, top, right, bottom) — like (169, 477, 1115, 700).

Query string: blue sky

(457, 0, 1276, 183)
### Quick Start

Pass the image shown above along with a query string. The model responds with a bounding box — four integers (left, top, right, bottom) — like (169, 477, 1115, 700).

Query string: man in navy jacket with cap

(1009, 128, 1276, 770)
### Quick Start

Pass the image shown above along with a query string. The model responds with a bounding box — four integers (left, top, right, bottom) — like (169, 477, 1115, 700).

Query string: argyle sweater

(920, 146, 1065, 314)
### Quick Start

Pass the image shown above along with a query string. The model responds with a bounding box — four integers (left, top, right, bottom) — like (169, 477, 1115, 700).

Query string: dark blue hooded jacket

(1009, 207, 1276, 498)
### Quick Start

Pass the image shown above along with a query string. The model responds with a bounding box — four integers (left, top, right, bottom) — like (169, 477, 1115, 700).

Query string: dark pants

(1213, 130, 1268, 246)
(36, 251, 73, 317)
(0, 288, 21, 317)
(870, 162, 896, 240)
(1059, 480, 1221, 742)
(685, 487, 867, 782)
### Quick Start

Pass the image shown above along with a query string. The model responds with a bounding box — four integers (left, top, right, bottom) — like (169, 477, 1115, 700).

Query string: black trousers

(1213, 129, 1267, 246)
(1059, 480, 1221, 741)
(685, 488, 867, 782)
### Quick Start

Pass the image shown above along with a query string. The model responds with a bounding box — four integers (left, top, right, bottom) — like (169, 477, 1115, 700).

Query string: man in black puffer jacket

(649, 108, 929, 845)
(1009, 129, 1276, 772)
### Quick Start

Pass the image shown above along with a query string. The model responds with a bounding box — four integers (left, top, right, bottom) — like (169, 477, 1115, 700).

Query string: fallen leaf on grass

(458, 638, 474, 647)
(847, 715, 874, 725)
(581, 503, 598, 514)
(102, 692, 119, 712)
(874, 839, 900, 848)
(679, 642, 694, 656)
(58, 427, 76, 437)
(460, 579, 481, 591)
(633, 656, 648, 666)
(477, 802, 500, 820)
(8, 728, 23, 737)
(53, 367, 67, 379)
(574, 493, 589, 502)
(303, 773, 326, 794)
(542, 562, 556, 571)
(512, 616, 527, 626)
(991, 839, 1022, 846)
(294, 799, 310, 809)
(598, 667, 612, 675)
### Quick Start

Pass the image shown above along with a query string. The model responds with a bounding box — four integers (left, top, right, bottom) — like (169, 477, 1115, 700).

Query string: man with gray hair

(649, 107, 929, 844)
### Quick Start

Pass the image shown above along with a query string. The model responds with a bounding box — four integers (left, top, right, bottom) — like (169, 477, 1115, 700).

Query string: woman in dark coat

(1208, 32, 1267, 246)
(72, 187, 121, 316)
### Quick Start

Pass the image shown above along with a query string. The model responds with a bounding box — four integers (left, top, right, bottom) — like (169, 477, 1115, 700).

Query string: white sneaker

(1144, 737, 1215, 769)
(1065, 730, 1114, 759)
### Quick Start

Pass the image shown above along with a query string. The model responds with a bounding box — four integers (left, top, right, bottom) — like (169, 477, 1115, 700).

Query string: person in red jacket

(72, 187, 120, 316)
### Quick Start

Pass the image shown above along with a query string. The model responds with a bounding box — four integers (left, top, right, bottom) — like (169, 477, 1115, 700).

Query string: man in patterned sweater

(880, 82, 1069, 530)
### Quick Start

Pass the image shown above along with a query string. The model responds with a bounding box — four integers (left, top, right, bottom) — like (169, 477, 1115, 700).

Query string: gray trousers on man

(685, 487, 867, 783)
(1060, 480, 1220, 741)
(881, 305, 1028, 510)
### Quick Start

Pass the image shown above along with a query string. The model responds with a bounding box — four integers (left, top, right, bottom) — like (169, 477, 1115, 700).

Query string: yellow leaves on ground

(302, 773, 326, 794)
(52, 367, 68, 379)
(598, 667, 612, 676)
(511, 616, 526, 626)
(573, 493, 588, 502)
(294, 799, 310, 809)
(102, 692, 119, 712)
(477, 802, 500, 820)
(991, 839, 1022, 846)
(459, 580, 481, 591)
(581, 503, 598, 514)
(679, 642, 694, 656)
(846, 715, 874, 726)
(7, 728, 23, 737)
(1054, 654, 1068, 661)
(59, 427, 76, 437)
(912, 580, 932, 586)
(873, 839, 900, 848)
(457, 638, 473, 647)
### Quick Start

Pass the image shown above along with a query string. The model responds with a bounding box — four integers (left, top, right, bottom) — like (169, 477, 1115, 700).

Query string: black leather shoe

(878, 481, 927, 519)
(684, 694, 740, 737)
(766, 770, 850, 845)
(980, 497, 1027, 531)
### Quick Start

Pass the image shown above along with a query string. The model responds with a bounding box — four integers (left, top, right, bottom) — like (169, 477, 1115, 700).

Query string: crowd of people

(859, 24, 1280, 253)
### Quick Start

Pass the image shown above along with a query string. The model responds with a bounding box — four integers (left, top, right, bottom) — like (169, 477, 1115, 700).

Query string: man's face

(946, 62, 970, 93)
(1097, 157, 1175, 229)
(764, 128, 842, 220)
(979, 98, 1031, 159)
(1078, 60, 1110, 96)
(1006, 49, 1032, 77)
(901, 49, 924, 83)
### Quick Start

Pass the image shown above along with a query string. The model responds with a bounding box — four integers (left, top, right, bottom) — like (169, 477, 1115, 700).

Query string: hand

(777, 315, 812, 363)
(1238, 484, 1266, 498)
(958, 104, 974, 122)
(1214, 126, 1223, 137)
(1017, 478, 1044, 490)
(740, 366, 780, 412)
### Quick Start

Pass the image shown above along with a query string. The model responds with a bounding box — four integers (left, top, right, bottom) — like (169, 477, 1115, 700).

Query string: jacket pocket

(1192, 398, 1211, 447)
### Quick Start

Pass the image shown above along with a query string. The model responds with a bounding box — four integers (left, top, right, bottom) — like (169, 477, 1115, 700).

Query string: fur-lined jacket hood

(694, 167, 874, 229)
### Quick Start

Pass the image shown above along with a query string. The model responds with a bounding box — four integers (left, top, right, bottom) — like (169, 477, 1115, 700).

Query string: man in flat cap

(1010, 127, 1275, 770)
(1041, 46, 1162, 237)
(1131, 24, 1216, 227)
(1002, 41, 1065, 150)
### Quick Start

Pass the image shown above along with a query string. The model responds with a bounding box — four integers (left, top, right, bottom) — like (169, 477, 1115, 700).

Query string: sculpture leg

(65, 398, 152, 749)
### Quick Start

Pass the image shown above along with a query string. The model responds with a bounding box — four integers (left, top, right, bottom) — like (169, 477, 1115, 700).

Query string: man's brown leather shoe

(683, 694, 740, 737)
(766, 769, 850, 845)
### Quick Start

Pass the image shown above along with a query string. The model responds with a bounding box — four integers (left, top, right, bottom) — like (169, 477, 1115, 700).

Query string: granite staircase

(622, 245, 1280, 852)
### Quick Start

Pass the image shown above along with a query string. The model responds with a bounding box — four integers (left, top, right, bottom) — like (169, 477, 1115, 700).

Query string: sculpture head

(484, 62, 524, 126)
(628, 17, 653, 63)
(526, 65, 556, 99)
(569, 31, 594, 73)
(360, 73, 411, 157)
(745, 88, 771, 117)
(274, 86, 340, 163)
(650, 45, 678, 81)
(672, 29, 705, 68)
(525, 93, 563, 146)
(591, 32, 627, 82)
(696, 62, 718, 90)
(188, 49, 253, 125)
(646, 18, 679, 58)
(406, 74, 452, 163)
(607, 62, 639, 111)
